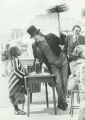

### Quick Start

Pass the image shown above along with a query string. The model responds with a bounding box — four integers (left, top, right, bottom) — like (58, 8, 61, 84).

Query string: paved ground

(0, 64, 79, 120)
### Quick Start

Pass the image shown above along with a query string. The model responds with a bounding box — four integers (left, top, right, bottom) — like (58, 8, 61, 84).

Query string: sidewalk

(0, 75, 79, 120)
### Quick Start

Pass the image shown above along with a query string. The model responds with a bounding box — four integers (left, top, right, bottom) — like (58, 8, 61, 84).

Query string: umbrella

(47, 4, 68, 35)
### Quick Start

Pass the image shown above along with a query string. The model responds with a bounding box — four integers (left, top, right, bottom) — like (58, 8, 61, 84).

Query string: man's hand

(73, 46, 83, 56)
(54, 60, 63, 68)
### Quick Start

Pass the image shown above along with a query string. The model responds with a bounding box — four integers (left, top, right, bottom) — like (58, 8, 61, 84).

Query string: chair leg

(77, 93, 80, 104)
(70, 93, 72, 114)
(52, 86, 57, 115)
(45, 83, 49, 108)
(70, 92, 74, 117)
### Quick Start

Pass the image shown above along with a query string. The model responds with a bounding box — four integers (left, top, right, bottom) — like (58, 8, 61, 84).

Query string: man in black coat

(27, 25, 68, 111)
(32, 33, 61, 73)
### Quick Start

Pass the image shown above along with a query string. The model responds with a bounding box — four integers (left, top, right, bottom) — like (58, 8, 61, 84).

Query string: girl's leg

(9, 96, 25, 115)
(9, 95, 19, 111)
(13, 105, 19, 111)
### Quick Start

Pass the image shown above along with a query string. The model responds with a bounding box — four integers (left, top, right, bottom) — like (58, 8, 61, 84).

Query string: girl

(8, 46, 26, 115)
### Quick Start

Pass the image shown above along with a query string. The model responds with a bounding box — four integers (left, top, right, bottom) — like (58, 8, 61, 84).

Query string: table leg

(22, 103, 24, 110)
(70, 92, 74, 116)
(30, 93, 32, 103)
(27, 87, 30, 116)
(45, 83, 49, 108)
(52, 86, 57, 115)
(24, 77, 27, 91)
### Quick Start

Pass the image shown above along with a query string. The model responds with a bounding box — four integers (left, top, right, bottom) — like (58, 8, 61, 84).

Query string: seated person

(63, 25, 85, 72)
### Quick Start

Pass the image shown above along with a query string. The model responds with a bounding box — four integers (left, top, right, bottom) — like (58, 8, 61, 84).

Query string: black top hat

(27, 25, 40, 38)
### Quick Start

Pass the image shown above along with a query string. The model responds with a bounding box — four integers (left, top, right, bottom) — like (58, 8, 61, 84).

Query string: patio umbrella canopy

(47, 4, 68, 13)
(47, 4, 69, 33)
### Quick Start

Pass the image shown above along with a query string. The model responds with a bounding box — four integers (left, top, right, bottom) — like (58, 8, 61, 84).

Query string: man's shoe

(61, 102, 68, 111)
(58, 103, 62, 109)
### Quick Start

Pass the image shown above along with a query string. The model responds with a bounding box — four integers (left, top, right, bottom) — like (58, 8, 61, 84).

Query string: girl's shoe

(14, 109, 26, 115)
(18, 109, 26, 114)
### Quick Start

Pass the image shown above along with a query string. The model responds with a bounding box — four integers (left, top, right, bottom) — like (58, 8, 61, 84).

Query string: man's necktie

(75, 36, 79, 45)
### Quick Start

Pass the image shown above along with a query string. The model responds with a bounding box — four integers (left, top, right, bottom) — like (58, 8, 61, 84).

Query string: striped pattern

(8, 58, 25, 95)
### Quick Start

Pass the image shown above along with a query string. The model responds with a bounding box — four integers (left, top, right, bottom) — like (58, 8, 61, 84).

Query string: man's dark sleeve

(46, 33, 60, 45)
(63, 35, 68, 54)
(32, 42, 37, 59)
(60, 33, 66, 45)
(32, 42, 43, 66)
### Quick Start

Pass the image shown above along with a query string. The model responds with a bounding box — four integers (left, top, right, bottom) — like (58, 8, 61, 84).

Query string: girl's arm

(12, 58, 25, 79)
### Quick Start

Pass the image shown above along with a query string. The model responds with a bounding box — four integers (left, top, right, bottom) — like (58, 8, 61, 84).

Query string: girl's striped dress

(8, 57, 25, 97)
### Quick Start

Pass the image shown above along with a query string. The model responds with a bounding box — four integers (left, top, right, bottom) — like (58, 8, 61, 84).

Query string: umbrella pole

(57, 13, 61, 32)
(57, 13, 61, 44)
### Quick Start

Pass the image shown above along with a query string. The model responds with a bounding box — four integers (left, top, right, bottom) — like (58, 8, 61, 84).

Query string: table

(24, 74, 57, 116)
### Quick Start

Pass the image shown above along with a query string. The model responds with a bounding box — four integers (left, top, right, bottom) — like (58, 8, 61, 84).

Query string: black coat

(45, 33, 61, 56)
(32, 33, 62, 73)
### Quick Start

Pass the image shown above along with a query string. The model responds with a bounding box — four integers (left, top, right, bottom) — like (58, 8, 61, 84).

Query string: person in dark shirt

(63, 25, 85, 72)
(27, 25, 69, 111)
